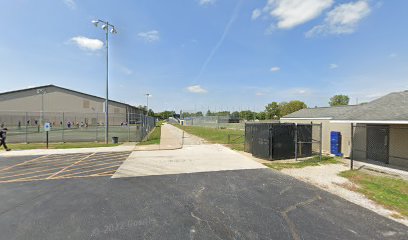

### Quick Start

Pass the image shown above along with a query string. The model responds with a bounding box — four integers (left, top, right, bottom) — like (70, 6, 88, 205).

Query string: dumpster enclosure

(245, 123, 322, 160)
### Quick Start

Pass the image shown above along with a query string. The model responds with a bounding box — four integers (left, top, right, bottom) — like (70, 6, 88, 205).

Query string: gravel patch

(281, 163, 408, 226)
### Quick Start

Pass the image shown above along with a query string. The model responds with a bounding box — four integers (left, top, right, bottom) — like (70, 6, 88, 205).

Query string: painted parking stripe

(0, 151, 131, 183)
(47, 153, 97, 179)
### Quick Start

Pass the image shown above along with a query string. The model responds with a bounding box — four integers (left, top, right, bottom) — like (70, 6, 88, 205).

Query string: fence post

(294, 123, 298, 161)
(25, 112, 28, 143)
(127, 112, 130, 142)
(62, 112, 65, 143)
(95, 112, 98, 142)
(319, 122, 323, 161)
(350, 123, 354, 170)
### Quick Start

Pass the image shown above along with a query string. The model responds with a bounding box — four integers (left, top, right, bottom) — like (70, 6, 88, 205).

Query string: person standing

(0, 128, 11, 151)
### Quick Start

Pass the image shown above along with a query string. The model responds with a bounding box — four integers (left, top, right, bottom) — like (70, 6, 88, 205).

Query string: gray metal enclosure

(245, 123, 322, 160)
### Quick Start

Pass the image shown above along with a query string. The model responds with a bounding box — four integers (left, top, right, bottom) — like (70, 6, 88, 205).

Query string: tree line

(148, 94, 350, 120)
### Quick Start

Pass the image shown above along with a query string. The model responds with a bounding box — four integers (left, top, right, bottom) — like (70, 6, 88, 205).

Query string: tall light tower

(145, 93, 151, 116)
(92, 19, 117, 144)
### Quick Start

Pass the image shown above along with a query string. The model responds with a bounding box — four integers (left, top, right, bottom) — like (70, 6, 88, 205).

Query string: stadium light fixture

(91, 19, 117, 144)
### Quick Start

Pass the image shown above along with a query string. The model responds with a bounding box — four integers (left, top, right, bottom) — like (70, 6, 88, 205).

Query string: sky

(1, 0, 407, 113)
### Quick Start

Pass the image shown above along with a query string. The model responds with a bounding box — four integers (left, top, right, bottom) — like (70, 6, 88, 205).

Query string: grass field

(339, 170, 408, 218)
(264, 156, 341, 170)
(174, 125, 244, 151)
(4, 142, 120, 150)
(138, 126, 161, 145)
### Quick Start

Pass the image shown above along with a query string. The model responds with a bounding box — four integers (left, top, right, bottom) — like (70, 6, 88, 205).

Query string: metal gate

(271, 124, 295, 160)
(245, 123, 321, 160)
(366, 125, 389, 163)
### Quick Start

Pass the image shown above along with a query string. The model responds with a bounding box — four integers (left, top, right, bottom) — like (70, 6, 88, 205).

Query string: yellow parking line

(57, 158, 126, 172)
(75, 155, 126, 164)
(0, 159, 82, 175)
(91, 170, 116, 176)
(52, 164, 122, 178)
(46, 152, 97, 179)
(0, 155, 48, 172)
(0, 162, 76, 179)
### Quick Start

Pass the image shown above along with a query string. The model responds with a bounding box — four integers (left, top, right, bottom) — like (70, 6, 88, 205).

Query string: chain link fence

(182, 116, 278, 130)
(0, 111, 155, 143)
(245, 123, 322, 160)
(351, 124, 408, 169)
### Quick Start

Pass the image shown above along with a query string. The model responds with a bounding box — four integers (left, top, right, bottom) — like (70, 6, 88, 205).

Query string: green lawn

(138, 126, 161, 145)
(339, 170, 408, 218)
(4, 142, 119, 150)
(175, 125, 244, 151)
(264, 156, 341, 170)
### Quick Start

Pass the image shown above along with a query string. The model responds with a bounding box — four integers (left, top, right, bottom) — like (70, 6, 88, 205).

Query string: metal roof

(281, 105, 355, 119)
(334, 91, 408, 121)
(0, 84, 140, 109)
(282, 90, 408, 122)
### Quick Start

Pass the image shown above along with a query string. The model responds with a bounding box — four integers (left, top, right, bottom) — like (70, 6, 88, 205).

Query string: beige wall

(280, 119, 352, 157)
(389, 125, 408, 168)
(0, 86, 127, 114)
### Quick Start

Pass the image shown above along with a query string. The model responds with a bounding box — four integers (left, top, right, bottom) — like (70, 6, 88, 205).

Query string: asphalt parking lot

(0, 152, 407, 240)
(0, 152, 131, 183)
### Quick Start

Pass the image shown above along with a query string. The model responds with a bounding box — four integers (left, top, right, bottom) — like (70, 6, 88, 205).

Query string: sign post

(44, 122, 51, 149)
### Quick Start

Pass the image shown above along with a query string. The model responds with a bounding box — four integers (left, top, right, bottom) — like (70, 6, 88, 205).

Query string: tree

(279, 100, 307, 117)
(231, 111, 240, 119)
(148, 109, 154, 117)
(239, 110, 255, 120)
(265, 102, 280, 119)
(329, 94, 349, 106)
(256, 111, 266, 120)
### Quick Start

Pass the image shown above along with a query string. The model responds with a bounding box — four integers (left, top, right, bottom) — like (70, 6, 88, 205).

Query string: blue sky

(1, 0, 407, 112)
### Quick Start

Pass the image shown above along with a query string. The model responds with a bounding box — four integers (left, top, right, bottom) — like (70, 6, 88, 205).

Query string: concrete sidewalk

(113, 144, 266, 178)
(134, 124, 184, 151)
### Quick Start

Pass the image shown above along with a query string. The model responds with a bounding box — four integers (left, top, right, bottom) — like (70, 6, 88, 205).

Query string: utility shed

(332, 90, 408, 169)
(280, 105, 355, 157)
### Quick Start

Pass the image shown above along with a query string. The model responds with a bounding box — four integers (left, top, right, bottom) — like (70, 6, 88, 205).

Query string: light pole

(145, 93, 151, 116)
(92, 19, 117, 144)
(36, 89, 47, 126)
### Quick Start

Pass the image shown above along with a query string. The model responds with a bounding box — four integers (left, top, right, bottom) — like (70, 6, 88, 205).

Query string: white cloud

(329, 63, 339, 69)
(199, 0, 216, 6)
(262, 0, 333, 29)
(138, 30, 160, 42)
(389, 53, 398, 58)
(251, 9, 262, 20)
(270, 66, 280, 72)
(187, 85, 207, 94)
(63, 0, 76, 9)
(255, 92, 265, 96)
(70, 36, 103, 51)
(306, 0, 371, 37)
(119, 66, 133, 75)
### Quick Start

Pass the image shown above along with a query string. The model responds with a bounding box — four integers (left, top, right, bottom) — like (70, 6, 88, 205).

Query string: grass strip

(138, 126, 161, 145)
(339, 170, 408, 218)
(264, 156, 341, 170)
(174, 125, 244, 151)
